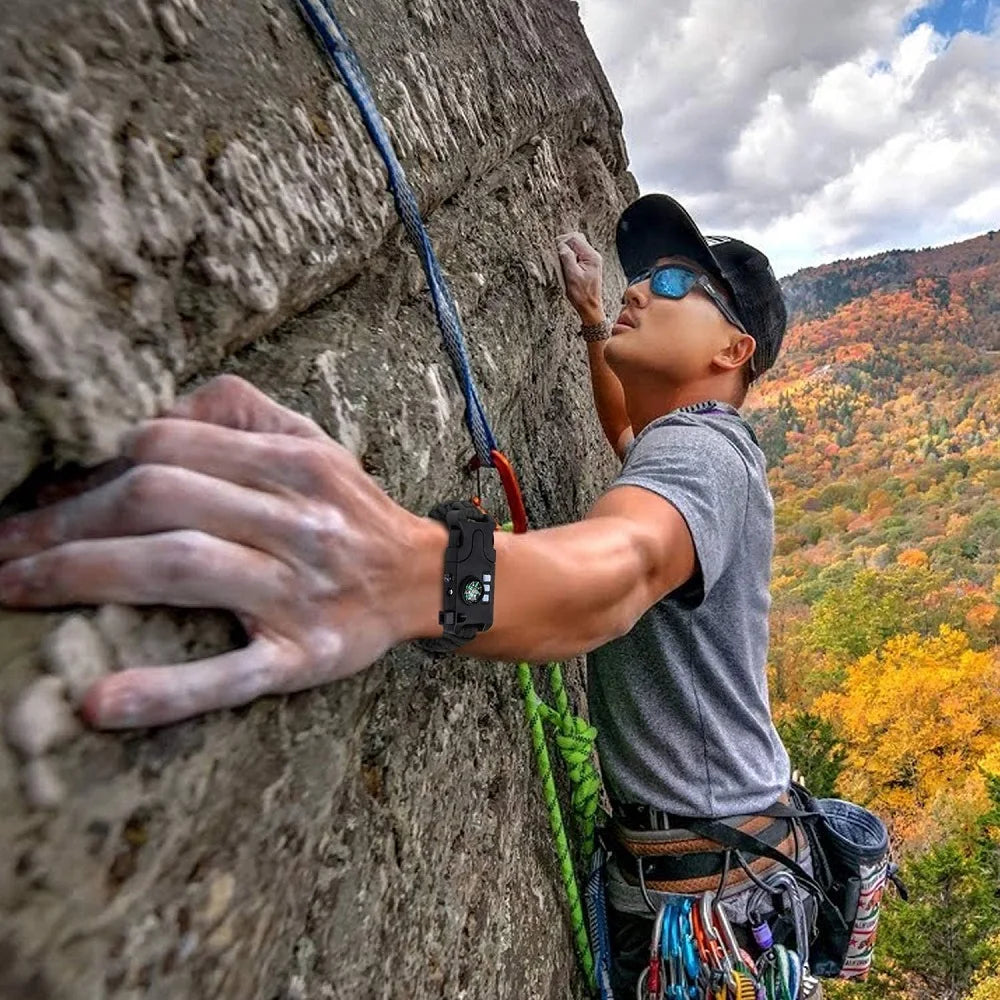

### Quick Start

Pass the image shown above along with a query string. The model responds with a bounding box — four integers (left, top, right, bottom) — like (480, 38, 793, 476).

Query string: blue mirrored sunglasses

(628, 264, 757, 377)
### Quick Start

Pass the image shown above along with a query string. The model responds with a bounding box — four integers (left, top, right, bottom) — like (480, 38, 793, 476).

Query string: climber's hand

(0, 375, 441, 730)
(556, 231, 605, 326)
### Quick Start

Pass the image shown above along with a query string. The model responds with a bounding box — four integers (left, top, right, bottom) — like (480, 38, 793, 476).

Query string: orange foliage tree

(814, 625, 1000, 843)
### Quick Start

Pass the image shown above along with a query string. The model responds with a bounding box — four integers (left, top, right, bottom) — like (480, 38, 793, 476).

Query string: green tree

(878, 840, 1000, 998)
(776, 711, 846, 797)
(805, 563, 954, 667)
(826, 756, 1000, 1000)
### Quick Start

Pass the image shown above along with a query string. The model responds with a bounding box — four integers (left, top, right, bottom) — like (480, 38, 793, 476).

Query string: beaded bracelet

(579, 319, 611, 342)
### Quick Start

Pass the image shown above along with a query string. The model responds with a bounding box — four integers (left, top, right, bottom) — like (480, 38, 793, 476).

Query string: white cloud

(579, 0, 1000, 276)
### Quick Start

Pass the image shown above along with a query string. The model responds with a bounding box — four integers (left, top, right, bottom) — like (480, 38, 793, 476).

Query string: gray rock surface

(0, 0, 636, 996)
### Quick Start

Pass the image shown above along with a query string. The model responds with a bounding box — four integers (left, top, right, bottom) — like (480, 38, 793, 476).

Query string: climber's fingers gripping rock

(556, 231, 604, 325)
(0, 375, 436, 730)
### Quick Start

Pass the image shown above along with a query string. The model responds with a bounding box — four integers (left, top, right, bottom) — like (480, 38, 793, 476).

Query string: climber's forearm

(558, 234, 631, 454)
(575, 302, 630, 451)
(586, 338, 631, 451)
(402, 514, 653, 661)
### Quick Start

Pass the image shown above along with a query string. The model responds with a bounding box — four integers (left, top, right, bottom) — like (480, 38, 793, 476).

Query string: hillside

(747, 232, 1000, 1000)
(782, 230, 1000, 325)
(748, 233, 1000, 607)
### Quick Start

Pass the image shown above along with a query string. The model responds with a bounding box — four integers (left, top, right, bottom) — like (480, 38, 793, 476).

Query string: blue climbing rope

(293, 0, 498, 466)
(294, 4, 602, 991)
(585, 850, 615, 1000)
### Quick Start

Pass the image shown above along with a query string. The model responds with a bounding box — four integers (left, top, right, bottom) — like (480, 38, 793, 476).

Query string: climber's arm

(585, 339, 633, 461)
(408, 484, 695, 661)
(0, 376, 694, 729)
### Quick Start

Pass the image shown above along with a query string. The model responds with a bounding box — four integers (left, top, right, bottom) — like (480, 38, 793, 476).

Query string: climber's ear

(165, 374, 326, 440)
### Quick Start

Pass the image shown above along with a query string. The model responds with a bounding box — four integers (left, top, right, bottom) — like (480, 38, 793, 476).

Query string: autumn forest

(747, 229, 1000, 999)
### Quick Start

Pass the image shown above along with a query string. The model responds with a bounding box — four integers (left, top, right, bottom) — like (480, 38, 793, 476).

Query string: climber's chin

(602, 331, 641, 378)
(605, 335, 684, 390)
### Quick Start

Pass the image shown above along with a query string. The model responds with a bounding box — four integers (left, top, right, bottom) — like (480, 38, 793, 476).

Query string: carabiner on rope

(644, 901, 667, 999)
(466, 450, 528, 534)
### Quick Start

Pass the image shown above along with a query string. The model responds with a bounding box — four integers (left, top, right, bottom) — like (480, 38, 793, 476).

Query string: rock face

(0, 0, 635, 997)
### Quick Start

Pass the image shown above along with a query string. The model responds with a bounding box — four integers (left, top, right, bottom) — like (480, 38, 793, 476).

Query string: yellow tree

(897, 548, 929, 568)
(804, 563, 955, 669)
(815, 625, 1000, 843)
(967, 956, 1000, 1000)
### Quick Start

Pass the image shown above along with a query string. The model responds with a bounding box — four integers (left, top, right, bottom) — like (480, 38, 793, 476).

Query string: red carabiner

(489, 449, 528, 535)
(467, 450, 529, 535)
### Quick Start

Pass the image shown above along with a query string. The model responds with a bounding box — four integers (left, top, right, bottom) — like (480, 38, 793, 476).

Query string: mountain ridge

(780, 228, 1000, 323)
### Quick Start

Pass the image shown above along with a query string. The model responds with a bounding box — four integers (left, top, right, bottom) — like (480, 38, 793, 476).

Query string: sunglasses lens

(650, 267, 698, 298)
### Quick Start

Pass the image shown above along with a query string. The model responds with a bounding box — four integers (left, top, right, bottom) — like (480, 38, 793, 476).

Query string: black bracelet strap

(415, 629, 476, 654)
(414, 500, 494, 656)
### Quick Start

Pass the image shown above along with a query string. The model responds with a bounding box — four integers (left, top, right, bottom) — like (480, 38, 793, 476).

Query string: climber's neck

(624, 379, 742, 435)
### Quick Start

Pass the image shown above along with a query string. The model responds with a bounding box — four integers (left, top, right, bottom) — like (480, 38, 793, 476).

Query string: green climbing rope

(507, 519, 602, 989)
(518, 661, 600, 987)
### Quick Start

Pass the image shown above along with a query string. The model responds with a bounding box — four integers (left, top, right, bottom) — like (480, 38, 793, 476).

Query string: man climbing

(556, 194, 796, 992)
(0, 193, 794, 993)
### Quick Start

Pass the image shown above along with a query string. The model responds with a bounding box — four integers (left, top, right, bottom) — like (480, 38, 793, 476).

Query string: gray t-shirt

(586, 400, 790, 818)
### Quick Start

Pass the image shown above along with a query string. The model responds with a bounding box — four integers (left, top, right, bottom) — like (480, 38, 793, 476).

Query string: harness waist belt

(611, 791, 791, 833)
(606, 793, 799, 895)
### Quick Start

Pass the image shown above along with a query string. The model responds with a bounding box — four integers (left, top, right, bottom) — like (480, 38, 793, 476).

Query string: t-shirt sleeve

(613, 422, 750, 609)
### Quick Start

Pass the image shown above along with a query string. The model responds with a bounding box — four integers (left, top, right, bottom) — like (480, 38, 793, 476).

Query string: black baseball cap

(615, 194, 787, 382)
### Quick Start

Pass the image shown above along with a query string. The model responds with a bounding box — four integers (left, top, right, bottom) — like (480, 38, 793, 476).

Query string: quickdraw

(633, 889, 822, 1000)
(637, 898, 703, 1000)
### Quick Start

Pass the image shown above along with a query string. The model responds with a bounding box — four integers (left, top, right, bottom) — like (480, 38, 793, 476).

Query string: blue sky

(909, 0, 995, 36)
(579, 0, 1000, 276)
